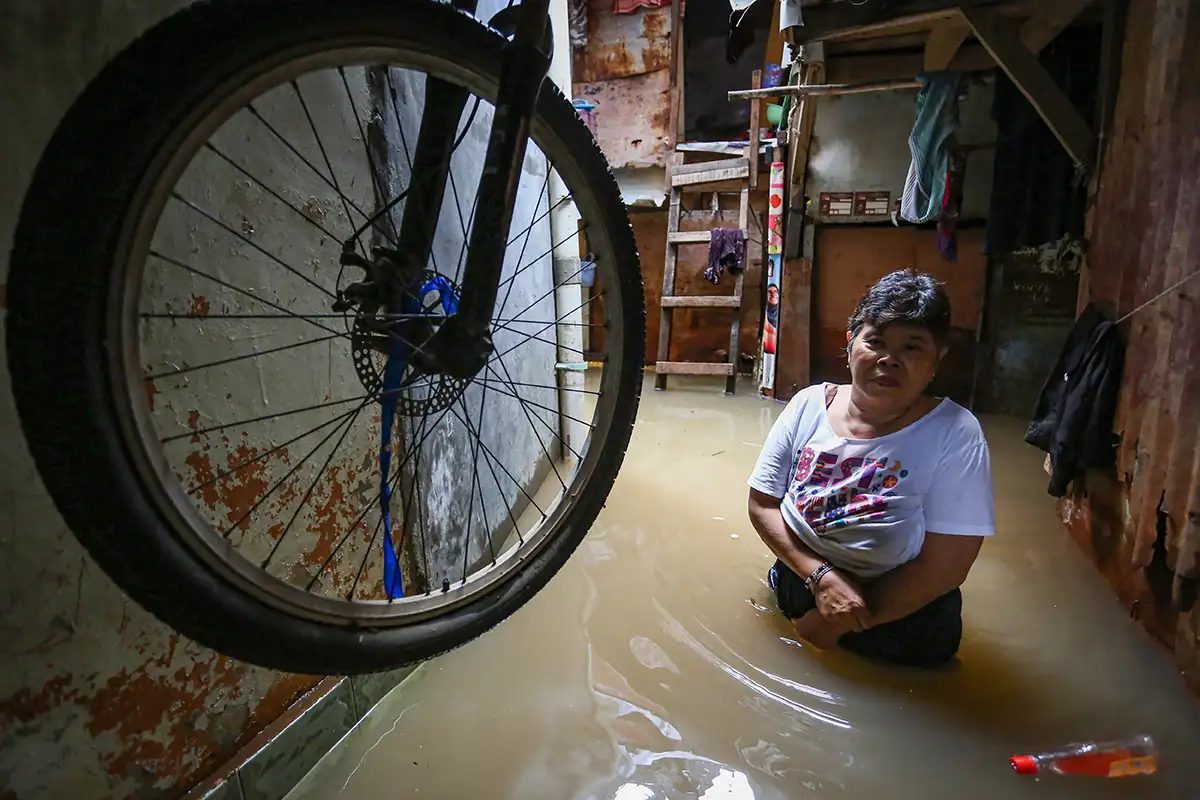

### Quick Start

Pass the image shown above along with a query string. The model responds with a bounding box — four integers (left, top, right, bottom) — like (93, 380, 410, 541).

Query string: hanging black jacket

(1025, 304, 1125, 497)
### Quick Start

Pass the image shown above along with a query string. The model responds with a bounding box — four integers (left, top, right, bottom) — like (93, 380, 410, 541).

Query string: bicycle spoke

(261, 398, 369, 568)
(163, 388, 392, 443)
(339, 67, 401, 245)
(482, 363, 594, 436)
(149, 250, 341, 337)
(141, 312, 432, 321)
(220, 397, 367, 538)
(389, 406, 436, 598)
(248, 101, 374, 226)
(203, 142, 346, 243)
(308, 396, 456, 592)
(492, 291, 602, 364)
(288, 81, 375, 254)
(494, 165, 551, 322)
(506, 192, 573, 248)
(146, 331, 346, 381)
(171, 192, 338, 301)
(495, 224, 588, 298)
(446, 398, 536, 542)
(482, 357, 567, 490)
(187, 405, 362, 496)
(461, 368, 498, 581)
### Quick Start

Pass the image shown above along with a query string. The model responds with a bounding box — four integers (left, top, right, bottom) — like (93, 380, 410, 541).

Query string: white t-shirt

(748, 383, 996, 578)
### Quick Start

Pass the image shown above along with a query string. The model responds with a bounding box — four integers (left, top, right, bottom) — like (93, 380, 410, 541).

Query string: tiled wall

(186, 666, 419, 800)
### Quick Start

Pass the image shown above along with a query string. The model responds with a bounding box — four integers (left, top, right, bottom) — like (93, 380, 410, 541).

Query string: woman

(747, 269, 995, 667)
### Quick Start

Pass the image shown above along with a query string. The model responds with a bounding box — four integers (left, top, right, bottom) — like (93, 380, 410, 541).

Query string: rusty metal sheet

(572, 0, 672, 82)
(1064, 0, 1200, 688)
(574, 68, 672, 169)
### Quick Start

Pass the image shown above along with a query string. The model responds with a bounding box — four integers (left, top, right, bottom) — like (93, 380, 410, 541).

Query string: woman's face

(848, 323, 943, 407)
(767, 285, 779, 305)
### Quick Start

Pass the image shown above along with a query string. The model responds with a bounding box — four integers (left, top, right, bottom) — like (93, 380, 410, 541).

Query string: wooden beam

(924, 17, 972, 71)
(655, 362, 736, 376)
(825, 44, 994, 83)
(1020, 0, 1096, 53)
(661, 296, 741, 308)
(961, 7, 1094, 166)
(731, 78, 921, 100)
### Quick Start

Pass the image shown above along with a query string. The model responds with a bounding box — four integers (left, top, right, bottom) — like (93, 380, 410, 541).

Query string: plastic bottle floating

(1011, 734, 1158, 778)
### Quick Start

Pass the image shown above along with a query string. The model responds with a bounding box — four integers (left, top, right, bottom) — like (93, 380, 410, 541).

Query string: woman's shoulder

(930, 397, 988, 447)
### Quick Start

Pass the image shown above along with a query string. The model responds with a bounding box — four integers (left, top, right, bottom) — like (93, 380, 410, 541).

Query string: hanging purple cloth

(704, 228, 745, 284)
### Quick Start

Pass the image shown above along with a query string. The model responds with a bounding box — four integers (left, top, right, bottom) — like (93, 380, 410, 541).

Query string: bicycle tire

(6, 0, 644, 675)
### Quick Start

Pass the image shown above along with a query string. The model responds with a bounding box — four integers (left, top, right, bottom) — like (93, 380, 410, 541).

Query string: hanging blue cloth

(900, 71, 962, 225)
(379, 276, 459, 600)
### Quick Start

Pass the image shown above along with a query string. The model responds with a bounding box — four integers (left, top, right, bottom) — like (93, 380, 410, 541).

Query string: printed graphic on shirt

(786, 446, 912, 534)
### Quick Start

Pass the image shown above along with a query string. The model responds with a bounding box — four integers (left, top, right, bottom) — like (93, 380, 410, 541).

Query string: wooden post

(654, 155, 684, 391)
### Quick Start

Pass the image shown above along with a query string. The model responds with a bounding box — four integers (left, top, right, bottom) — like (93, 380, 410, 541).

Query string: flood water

(289, 377, 1200, 799)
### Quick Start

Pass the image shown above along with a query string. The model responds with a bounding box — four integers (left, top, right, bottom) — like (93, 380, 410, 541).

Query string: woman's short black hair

(847, 269, 951, 344)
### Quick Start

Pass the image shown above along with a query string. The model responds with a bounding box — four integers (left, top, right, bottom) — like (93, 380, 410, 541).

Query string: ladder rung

(667, 228, 749, 245)
(661, 296, 740, 308)
(668, 230, 713, 244)
(671, 160, 750, 189)
(655, 361, 736, 376)
(670, 157, 748, 177)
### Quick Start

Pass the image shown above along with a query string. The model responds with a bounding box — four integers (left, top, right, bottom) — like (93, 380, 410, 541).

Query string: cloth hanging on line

(900, 71, 963, 225)
(704, 228, 746, 284)
(1025, 304, 1125, 498)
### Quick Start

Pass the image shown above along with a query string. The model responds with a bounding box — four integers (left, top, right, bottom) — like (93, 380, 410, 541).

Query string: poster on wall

(760, 161, 785, 394)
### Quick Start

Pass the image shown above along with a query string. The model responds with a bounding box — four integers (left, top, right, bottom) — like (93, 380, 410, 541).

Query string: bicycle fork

(399, 0, 554, 379)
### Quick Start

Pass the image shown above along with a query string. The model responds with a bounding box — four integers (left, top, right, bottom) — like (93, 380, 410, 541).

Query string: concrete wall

(1, 1, 560, 797)
(807, 76, 997, 223)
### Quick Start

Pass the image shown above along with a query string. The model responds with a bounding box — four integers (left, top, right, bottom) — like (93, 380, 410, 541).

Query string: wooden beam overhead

(825, 43, 995, 83)
(1019, 0, 1097, 53)
(924, 17, 972, 71)
(960, 7, 1094, 166)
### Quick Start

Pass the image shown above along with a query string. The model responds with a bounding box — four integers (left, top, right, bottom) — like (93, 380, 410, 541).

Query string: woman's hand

(793, 610, 842, 649)
(812, 569, 872, 633)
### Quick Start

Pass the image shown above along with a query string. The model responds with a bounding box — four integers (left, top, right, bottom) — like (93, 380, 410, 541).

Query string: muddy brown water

(289, 377, 1200, 799)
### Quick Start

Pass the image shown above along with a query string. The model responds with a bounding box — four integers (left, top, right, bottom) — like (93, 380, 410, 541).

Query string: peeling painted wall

(0, 1, 557, 797)
(1064, 0, 1200, 691)
(571, 0, 674, 173)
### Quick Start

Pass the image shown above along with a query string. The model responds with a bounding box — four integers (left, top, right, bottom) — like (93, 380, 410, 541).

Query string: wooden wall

(807, 225, 987, 406)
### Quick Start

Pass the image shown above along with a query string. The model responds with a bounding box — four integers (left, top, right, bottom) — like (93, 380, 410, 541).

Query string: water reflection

(288, 378, 1200, 800)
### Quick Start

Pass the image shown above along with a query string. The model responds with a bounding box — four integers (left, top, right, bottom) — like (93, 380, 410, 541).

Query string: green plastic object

(766, 103, 783, 127)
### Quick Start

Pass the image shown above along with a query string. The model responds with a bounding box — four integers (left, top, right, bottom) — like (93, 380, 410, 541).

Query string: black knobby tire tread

(6, 0, 644, 674)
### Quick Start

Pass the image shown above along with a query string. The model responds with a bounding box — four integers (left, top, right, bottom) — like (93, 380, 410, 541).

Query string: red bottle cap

(1010, 755, 1038, 775)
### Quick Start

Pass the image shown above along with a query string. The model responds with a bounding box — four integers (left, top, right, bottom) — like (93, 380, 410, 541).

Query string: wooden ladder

(654, 72, 762, 395)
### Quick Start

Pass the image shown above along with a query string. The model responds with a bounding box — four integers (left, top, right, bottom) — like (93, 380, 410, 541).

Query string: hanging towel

(705, 228, 745, 284)
(900, 71, 962, 225)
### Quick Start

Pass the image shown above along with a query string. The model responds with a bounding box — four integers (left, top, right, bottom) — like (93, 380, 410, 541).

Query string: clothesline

(1115, 265, 1200, 325)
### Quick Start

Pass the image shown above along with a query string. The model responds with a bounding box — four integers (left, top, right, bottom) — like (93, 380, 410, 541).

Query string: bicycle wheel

(6, 0, 644, 674)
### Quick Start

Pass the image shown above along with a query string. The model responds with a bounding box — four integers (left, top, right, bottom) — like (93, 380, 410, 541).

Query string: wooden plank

(924, 17, 971, 71)
(662, 295, 741, 308)
(655, 361, 736, 376)
(747, 70, 762, 190)
(671, 157, 749, 177)
(785, 59, 822, 258)
(961, 7, 1094, 166)
(654, 175, 683, 391)
(727, 186, 750, 394)
(676, 178, 753, 194)
(731, 78, 922, 100)
(1020, 0, 1096, 54)
(671, 165, 750, 188)
(668, 230, 714, 244)
(826, 44, 994, 83)
(667, 0, 683, 149)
